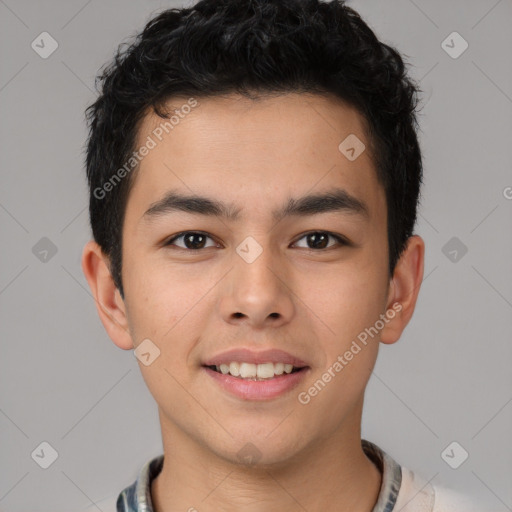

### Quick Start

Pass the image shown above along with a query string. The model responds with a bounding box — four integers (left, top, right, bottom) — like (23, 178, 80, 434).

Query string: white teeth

(274, 362, 284, 375)
(229, 362, 240, 377)
(213, 362, 301, 379)
(239, 363, 257, 378)
(256, 362, 275, 379)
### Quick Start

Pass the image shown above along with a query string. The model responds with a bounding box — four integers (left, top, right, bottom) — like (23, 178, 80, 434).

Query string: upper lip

(203, 348, 308, 367)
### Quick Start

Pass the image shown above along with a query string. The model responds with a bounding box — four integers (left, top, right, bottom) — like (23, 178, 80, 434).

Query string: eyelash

(164, 230, 350, 251)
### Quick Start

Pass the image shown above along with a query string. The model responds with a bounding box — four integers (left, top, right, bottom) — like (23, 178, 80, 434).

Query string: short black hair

(85, 0, 423, 300)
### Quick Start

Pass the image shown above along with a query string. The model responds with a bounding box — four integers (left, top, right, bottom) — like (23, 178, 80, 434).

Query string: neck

(151, 406, 382, 512)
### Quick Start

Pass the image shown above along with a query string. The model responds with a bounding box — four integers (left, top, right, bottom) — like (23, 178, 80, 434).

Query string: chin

(209, 428, 311, 469)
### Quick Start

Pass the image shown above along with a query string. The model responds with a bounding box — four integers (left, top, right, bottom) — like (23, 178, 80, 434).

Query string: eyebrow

(141, 187, 370, 224)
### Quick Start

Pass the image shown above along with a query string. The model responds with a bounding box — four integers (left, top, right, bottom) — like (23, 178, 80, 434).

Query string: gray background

(0, 0, 511, 510)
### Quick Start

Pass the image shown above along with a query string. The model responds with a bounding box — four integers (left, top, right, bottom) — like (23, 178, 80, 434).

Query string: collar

(116, 438, 402, 512)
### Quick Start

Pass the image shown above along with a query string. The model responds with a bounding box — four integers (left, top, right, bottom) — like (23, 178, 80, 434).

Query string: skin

(82, 92, 424, 512)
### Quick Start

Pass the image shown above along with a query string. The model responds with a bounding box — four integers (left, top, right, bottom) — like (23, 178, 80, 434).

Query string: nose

(218, 241, 295, 329)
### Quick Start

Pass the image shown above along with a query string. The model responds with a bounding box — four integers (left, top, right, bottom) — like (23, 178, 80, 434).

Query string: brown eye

(293, 231, 348, 250)
(165, 231, 217, 250)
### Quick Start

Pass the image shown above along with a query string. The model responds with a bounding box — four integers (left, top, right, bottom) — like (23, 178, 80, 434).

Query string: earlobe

(380, 235, 425, 345)
(81, 240, 134, 350)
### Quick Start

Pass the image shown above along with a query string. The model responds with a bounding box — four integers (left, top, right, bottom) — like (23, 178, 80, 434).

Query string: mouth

(201, 349, 310, 400)
(204, 362, 306, 380)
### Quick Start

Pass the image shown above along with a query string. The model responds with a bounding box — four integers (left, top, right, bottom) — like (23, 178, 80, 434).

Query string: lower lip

(203, 367, 309, 401)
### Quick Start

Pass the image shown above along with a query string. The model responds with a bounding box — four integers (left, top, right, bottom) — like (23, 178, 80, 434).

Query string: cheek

(296, 260, 388, 344)
(126, 269, 206, 408)
(125, 255, 199, 330)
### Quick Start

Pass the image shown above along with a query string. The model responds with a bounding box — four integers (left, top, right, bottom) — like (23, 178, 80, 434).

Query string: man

(81, 0, 485, 510)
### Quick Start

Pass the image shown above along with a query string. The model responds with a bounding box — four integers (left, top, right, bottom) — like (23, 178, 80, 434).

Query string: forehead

(126, 92, 384, 224)
(137, 92, 371, 156)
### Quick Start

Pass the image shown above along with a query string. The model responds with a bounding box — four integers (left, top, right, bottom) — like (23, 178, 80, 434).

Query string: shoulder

(395, 466, 491, 512)
(433, 484, 484, 511)
(81, 454, 163, 512)
(432, 483, 500, 512)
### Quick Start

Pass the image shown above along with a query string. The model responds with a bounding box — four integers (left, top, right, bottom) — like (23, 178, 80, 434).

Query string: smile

(208, 361, 302, 380)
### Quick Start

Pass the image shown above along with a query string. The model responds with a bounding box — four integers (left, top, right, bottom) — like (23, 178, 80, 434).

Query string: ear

(380, 235, 425, 345)
(81, 240, 134, 350)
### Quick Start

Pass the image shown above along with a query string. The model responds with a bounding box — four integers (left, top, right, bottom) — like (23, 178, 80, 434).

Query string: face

(116, 93, 394, 464)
